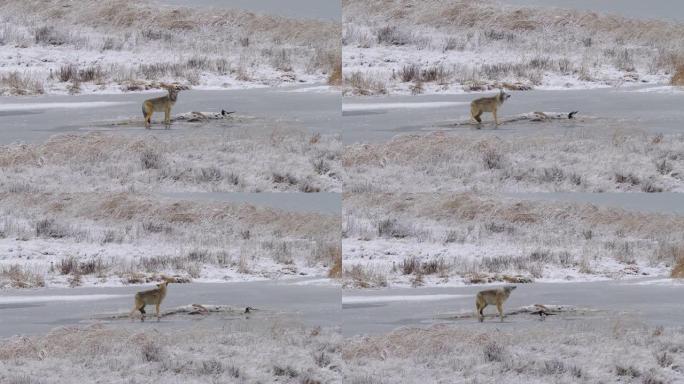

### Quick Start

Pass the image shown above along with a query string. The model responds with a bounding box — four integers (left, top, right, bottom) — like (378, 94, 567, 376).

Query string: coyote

(476, 285, 516, 322)
(129, 277, 173, 322)
(470, 89, 510, 127)
(142, 86, 180, 129)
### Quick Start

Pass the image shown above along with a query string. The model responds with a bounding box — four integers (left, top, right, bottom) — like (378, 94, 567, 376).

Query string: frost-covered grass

(0, 0, 340, 95)
(3, 316, 682, 384)
(0, 192, 340, 288)
(344, 130, 684, 193)
(343, 320, 684, 383)
(343, 193, 683, 288)
(342, 0, 684, 95)
(0, 126, 342, 193)
(0, 321, 343, 384)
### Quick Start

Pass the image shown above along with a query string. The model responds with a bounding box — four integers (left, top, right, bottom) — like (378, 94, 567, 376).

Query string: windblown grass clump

(344, 71, 387, 96)
(0, 265, 45, 288)
(0, 71, 44, 95)
(671, 254, 684, 278)
(671, 65, 684, 86)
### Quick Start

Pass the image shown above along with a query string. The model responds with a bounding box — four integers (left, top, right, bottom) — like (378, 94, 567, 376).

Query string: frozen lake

(156, 0, 340, 20)
(0, 86, 340, 144)
(0, 279, 340, 338)
(342, 278, 684, 336)
(342, 86, 684, 144)
(158, 192, 341, 215)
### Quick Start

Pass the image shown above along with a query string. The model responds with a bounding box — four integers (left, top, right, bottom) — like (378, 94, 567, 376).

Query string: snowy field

(0, 123, 342, 193)
(344, 129, 684, 193)
(343, 193, 683, 288)
(0, 0, 340, 95)
(0, 192, 340, 288)
(0, 320, 344, 384)
(343, 319, 684, 383)
(342, 0, 682, 95)
(2, 311, 683, 383)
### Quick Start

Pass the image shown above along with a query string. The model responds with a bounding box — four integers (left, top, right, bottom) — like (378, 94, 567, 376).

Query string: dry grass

(0, 71, 44, 96)
(672, 65, 684, 86)
(0, 192, 340, 285)
(343, 264, 387, 288)
(347, 192, 684, 246)
(3, 192, 339, 241)
(343, 0, 684, 93)
(0, 265, 45, 288)
(0, 127, 342, 193)
(672, 255, 684, 278)
(328, 57, 343, 86)
(327, 246, 343, 278)
(344, 192, 684, 285)
(344, 71, 387, 95)
(343, 320, 684, 383)
(0, 322, 343, 383)
(343, 131, 684, 193)
(0, 0, 340, 94)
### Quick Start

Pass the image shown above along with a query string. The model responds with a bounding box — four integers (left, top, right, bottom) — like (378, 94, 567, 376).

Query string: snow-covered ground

(343, 320, 684, 383)
(344, 130, 684, 193)
(0, 321, 344, 384)
(0, 192, 340, 288)
(343, 193, 682, 288)
(2, 306, 683, 383)
(0, 0, 340, 95)
(342, 0, 682, 95)
(0, 124, 342, 193)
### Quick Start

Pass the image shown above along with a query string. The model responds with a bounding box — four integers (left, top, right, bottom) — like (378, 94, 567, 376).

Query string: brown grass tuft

(671, 257, 684, 278)
(671, 65, 684, 86)
(0, 265, 45, 288)
(328, 58, 342, 86)
(328, 246, 342, 278)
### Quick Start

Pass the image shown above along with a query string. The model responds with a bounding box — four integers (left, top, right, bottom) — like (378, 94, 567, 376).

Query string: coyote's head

(504, 285, 517, 292)
(498, 89, 511, 103)
(161, 83, 189, 101)
(167, 87, 180, 101)
(157, 275, 175, 288)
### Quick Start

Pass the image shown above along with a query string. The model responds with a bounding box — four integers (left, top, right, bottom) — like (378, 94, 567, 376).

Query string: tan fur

(470, 90, 511, 127)
(142, 87, 180, 129)
(129, 277, 174, 321)
(475, 285, 516, 322)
